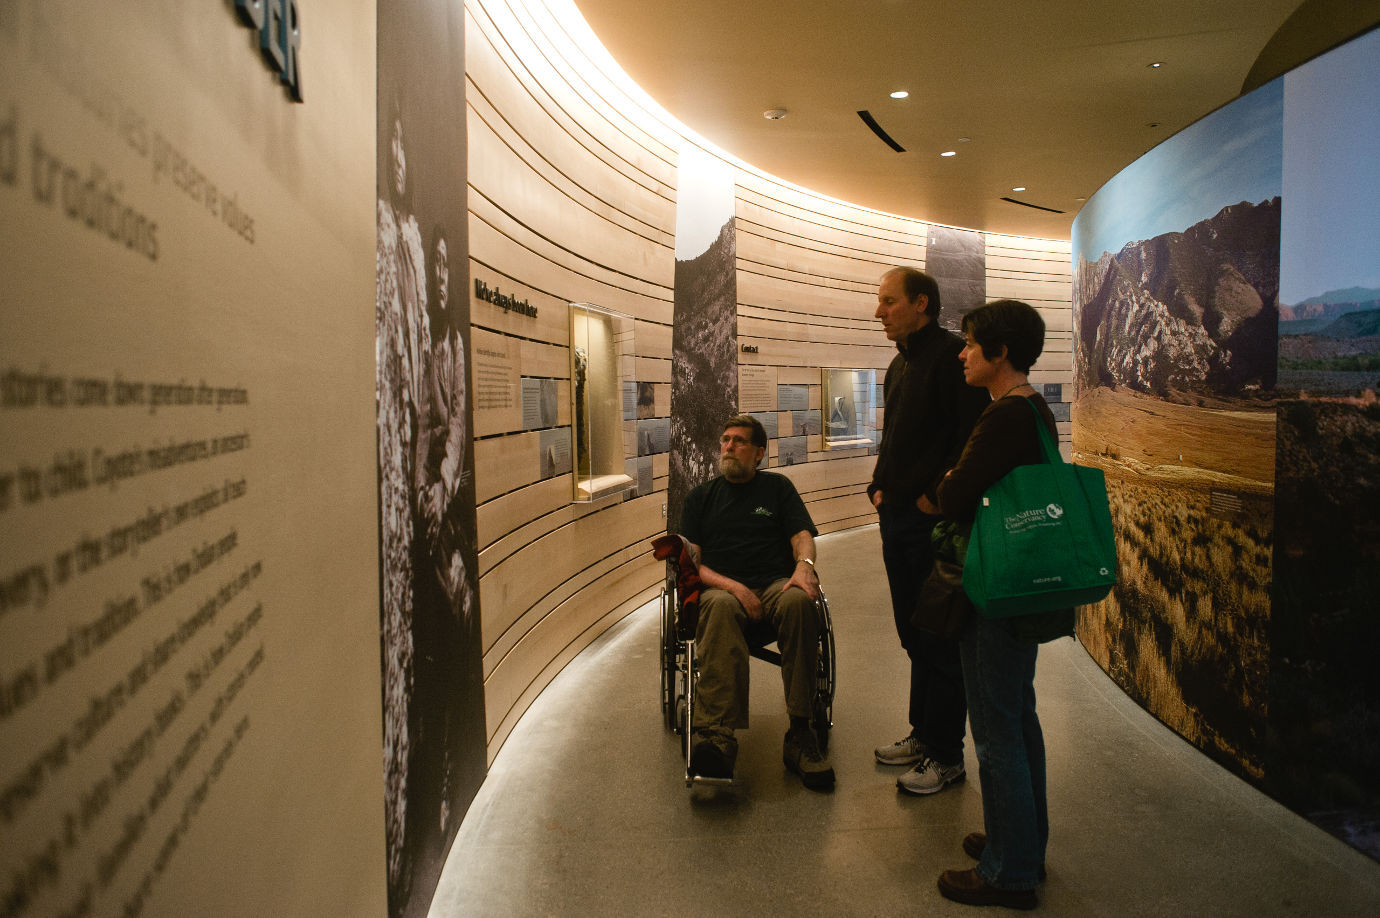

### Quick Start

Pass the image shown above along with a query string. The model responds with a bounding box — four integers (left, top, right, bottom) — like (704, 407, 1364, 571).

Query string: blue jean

(959, 615, 1047, 891)
(878, 502, 966, 764)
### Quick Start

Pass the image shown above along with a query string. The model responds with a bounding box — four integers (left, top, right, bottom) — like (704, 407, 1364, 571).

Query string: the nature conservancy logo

(1002, 503, 1064, 533)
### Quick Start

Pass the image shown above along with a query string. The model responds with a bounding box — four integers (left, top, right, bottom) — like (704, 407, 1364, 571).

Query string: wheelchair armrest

(650, 534, 702, 637)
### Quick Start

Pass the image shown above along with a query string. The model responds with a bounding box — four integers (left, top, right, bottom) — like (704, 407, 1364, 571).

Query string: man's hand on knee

(731, 583, 765, 621)
(785, 566, 820, 602)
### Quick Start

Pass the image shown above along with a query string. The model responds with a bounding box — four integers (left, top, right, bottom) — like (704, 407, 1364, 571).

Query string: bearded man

(677, 414, 832, 791)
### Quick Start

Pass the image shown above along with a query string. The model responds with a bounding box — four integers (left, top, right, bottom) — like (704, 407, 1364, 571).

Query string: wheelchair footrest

(686, 772, 735, 788)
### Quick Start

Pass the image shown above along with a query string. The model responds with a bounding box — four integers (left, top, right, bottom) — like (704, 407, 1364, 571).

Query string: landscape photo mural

(1072, 81, 1283, 784)
(1073, 25, 1380, 860)
(1270, 28, 1380, 858)
(667, 147, 738, 531)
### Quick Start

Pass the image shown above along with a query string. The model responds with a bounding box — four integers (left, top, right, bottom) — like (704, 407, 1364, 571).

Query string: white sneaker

(874, 733, 925, 766)
(897, 756, 966, 796)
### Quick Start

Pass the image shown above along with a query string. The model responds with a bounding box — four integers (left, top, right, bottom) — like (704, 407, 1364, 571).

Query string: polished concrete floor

(430, 526, 1380, 916)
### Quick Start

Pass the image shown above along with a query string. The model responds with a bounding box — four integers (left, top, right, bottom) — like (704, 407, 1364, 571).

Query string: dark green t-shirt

(680, 471, 817, 589)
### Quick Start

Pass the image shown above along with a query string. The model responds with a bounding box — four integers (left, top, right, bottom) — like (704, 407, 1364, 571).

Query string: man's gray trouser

(692, 578, 820, 734)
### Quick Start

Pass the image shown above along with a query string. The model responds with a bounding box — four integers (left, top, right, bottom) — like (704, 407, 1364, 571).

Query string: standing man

(869, 267, 989, 795)
(680, 414, 833, 791)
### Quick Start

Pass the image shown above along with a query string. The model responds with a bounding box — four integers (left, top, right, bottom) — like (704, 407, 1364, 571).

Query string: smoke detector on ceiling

(763, 108, 788, 120)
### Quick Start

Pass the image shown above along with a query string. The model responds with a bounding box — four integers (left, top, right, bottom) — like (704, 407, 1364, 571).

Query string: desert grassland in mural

(1074, 387, 1273, 778)
(1270, 388, 1380, 853)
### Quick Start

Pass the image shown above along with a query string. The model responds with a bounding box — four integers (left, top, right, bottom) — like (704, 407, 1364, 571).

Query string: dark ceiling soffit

(1001, 196, 1066, 214)
(1241, 1, 1380, 93)
(857, 110, 906, 152)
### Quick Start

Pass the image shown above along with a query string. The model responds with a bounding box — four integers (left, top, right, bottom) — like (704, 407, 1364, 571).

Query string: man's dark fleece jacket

(867, 319, 990, 506)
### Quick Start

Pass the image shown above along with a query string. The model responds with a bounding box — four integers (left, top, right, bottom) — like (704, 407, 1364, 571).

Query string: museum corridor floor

(430, 526, 1380, 917)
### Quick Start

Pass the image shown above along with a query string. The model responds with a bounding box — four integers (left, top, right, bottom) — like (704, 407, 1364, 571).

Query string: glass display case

(570, 302, 637, 501)
(822, 368, 877, 449)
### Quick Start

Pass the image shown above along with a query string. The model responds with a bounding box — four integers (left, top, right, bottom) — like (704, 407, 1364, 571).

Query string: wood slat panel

(467, 1, 678, 191)
(484, 568, 659, 754)
(477, 476, 571, 551)
(468, 205, 673, 322)
(735, 231, 898, 286)
(468, 121, 676, 284)
(736, 180, 928, 243)
(465, 82, 675, 247)
(736, 219, 915, 275)
(736, 315, 879, 348)
(737, 271, 878, 320)
(736, 198, 925, 258)
(480, 499, 661, 651)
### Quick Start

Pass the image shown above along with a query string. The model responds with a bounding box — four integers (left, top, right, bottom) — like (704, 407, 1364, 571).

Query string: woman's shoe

(938, 868, 1037, 910)
(961, 833, 1046, 882)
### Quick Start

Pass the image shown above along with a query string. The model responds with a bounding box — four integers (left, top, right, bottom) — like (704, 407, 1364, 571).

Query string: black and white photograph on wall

(668, 147, 737, 530)
(638, 417, 671, 456)
(925, 225, 986, 334)
(792, 409, 821, 437)
(521, 377, 558, 429)
(777, 436, 808, 467)
(626, 455, 655, 495)
(377, 1, 486, 915)
(540, 427, 573, 479)
(749, 410, 779, 440)
(636, 381, 656, 419)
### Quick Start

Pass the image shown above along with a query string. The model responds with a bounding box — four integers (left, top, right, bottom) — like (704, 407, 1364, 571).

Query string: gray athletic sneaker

(896, 756, 965, 795)
(874, 733, 925, 766)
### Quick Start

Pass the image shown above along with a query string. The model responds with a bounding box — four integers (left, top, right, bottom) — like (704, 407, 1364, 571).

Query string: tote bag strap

(1021, 396, 1062, 465)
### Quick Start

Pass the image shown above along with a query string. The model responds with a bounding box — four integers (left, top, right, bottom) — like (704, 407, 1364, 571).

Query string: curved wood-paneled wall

(467, 0, 1073, 760)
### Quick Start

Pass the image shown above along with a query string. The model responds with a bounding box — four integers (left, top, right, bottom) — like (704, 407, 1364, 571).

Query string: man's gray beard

(720, 456, 752, 481)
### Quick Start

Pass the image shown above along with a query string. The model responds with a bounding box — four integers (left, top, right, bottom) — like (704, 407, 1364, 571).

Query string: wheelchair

(651, 534, 835, 786)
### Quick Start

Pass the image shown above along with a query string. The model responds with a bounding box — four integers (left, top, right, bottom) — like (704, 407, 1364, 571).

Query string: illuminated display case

(822, 368, 877, 449)
(570, 302, 637, 501)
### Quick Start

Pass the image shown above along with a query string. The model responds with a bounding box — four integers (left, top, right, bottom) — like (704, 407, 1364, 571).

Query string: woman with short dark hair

(935, 299, 1058, 910)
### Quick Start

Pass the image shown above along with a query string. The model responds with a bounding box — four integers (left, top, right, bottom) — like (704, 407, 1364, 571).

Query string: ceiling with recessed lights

(570, 0, 1378, 240)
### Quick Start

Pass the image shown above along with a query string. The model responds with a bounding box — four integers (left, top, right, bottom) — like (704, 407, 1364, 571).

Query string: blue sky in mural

(1073, 80, 1283, 267)
(1279, 28, 1380, 306)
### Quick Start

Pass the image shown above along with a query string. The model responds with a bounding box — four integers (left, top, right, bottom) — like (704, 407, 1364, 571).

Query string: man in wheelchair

(678, 414, 833, 791)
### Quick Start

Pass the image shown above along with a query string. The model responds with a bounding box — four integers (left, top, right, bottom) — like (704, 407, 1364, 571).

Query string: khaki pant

(692, 579, 821, 733)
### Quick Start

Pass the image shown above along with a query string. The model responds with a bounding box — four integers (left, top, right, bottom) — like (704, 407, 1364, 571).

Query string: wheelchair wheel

(659, 587, 678, 731)
(812, 594, 836, 754)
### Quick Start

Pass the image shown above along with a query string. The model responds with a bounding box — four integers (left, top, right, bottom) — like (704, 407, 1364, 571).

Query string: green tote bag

(962, 398, 1117, 617)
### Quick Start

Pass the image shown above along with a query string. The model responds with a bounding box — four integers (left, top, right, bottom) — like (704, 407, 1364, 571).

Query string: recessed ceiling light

(941, 151, 956, 157)
(890, 90, 909, 99)
(958, 137, 971, 143)
(1148, 61, 1164, 69)
(763, 108, 788, 120)
(1012, 186, 1026, 192)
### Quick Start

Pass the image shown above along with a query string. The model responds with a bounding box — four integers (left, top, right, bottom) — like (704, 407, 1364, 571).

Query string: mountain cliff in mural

(668, 219, 737, 530)
(1076, 198, 1281, 399)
